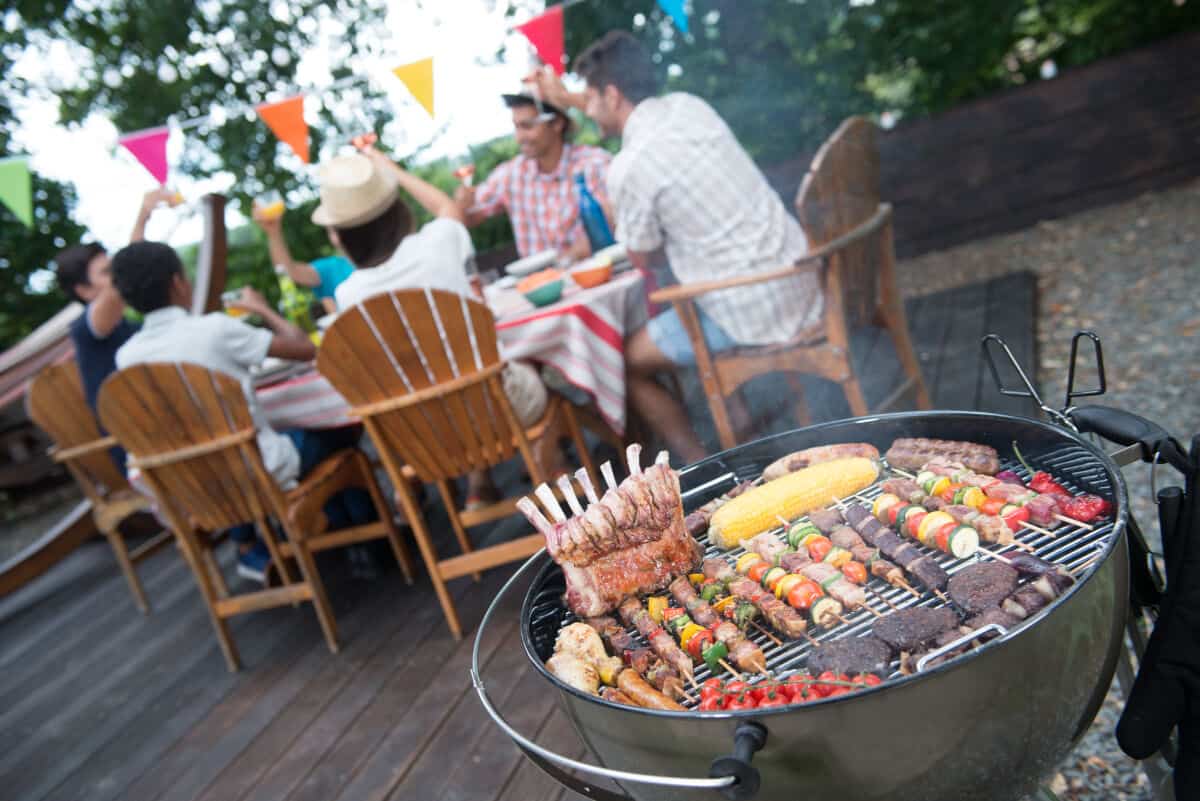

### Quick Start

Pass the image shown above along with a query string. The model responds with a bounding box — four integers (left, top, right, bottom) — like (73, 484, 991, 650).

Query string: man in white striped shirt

(530, 31, 822, 461)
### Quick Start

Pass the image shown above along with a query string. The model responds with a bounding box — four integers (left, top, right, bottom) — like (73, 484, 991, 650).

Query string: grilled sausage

(617, 668, 685, 710)
(600, 687, 638, 706)
(885, 438, 1000, 476)
(762, 443, 881, 481)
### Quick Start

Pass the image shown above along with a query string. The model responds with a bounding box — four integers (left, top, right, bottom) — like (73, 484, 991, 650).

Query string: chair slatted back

(317, 289, 518, 483)
(796, 116, 883, 329)
(97, 363, 276, 532)
(26, 362, 129, 499)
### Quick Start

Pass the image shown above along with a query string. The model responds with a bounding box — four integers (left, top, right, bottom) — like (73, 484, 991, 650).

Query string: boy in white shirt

(111, 241, 375, 582)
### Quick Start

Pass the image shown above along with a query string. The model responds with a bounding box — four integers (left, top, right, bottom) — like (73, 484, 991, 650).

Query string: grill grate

(528, 444, 1120, 708)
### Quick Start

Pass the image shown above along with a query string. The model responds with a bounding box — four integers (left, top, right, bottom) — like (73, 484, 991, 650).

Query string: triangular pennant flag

(656, 0, 689, 33)
(119, 126, 170, 184)
(392, 58, 435, 118)
(0, 157, 32, 228)
(256, 96, 310, 163)
(515, 6, 566, 76)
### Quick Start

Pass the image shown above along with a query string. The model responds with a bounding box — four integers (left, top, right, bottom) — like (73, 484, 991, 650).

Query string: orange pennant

(256, 96, 309, 164)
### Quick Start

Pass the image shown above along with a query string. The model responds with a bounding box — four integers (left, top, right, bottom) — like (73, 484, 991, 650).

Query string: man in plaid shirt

(455, 92, 612, 262)
(529, 32, 822, 461)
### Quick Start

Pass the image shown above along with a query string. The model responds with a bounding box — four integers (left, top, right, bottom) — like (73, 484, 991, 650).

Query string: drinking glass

(254, 190, 285, 221)
(221, 289, 247, 318)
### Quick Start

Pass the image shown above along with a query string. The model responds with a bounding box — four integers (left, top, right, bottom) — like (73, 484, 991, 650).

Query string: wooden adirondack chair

(25, 362, 171, 614)
(317, 288, 596, 638)
(650, 116, 930, 449)
(97, 362, 414, 671)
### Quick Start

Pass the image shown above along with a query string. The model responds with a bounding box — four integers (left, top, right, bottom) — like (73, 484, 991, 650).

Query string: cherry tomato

(857, 673, 883, 687)
(724, 680, 748, 697)
(887, 503, 905, 526)
(807, 536, 833, 562)
(700, 678, 724, 701)
(840, 561, 868, 584)
(981, 498, 1006, 516)
(939, 482, 964, 502)
(749, 682, 775, 702)
(725, 692, 757, 711)
(905, 511, 927, 539)
(699, 695, 726, 712)
(825, 685, 853, 697)
(813, 670, 839, 698)
(787, 580, 822, 610)
(784, 673, 812, 700)
(935, 521, 956, 553)
(1003, 505, 1030, 532)
(757, 690, 789, 709)
(747, 562, 770, 584)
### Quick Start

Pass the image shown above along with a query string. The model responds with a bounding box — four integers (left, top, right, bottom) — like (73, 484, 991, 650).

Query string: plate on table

(504, 249, 558, 277)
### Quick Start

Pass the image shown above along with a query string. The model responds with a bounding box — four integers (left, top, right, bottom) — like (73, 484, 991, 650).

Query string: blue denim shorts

(646, 305, 738, 367)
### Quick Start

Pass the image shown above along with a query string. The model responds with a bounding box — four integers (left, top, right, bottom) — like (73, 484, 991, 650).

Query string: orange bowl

(571, 261, 613, 289)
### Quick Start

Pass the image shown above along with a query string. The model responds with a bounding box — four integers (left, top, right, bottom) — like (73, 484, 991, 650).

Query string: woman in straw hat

(315, 144, 552, 509)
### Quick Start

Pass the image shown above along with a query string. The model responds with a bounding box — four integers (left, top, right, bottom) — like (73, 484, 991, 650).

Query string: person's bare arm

(86, 285, 128, 339)
(130, 186, 178, 242)
(453, 184, 490, 228)
(360, 145, 463, 222)
(227, 287, 316, 362)
(525, 67, 586, 112)
(253, 212, 320, 287)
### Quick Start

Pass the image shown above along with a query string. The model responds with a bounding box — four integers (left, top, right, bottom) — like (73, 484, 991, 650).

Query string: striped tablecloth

(257, 269, 647, 435)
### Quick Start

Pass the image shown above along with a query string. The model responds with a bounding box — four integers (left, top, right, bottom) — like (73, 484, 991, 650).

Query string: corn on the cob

(708, 456, 880, 549)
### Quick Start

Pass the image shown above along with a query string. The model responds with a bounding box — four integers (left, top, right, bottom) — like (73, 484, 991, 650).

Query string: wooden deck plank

(388, 613, 551, 801)
(0, 550, 198, 726)
(186, 575, 418, 801)
(0, 590, 219, 799)
(217, 577, 453, 801)
(0, 539, 185, 674)
(286, 569, 512, 801)
(38, 607, 310, 801)
(976, 272, 1039, 416)
(495, 706, 584, 801)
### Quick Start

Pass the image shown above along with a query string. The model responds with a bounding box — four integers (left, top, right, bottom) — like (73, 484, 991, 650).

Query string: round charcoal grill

(474, 411, 1130, 801)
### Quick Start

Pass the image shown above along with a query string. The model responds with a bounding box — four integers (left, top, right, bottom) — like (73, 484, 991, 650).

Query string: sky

(9, 0, 554, 253)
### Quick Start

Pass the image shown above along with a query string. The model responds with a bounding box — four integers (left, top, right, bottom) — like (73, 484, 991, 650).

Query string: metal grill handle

(471, 550, 741, 800)
(916, 623, 1008, 673)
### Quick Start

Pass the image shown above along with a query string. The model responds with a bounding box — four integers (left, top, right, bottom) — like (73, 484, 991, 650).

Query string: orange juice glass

(255, 190, 285, 221)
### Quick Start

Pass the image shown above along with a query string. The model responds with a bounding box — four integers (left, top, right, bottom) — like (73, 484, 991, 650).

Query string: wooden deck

(0, 274, 1035, 801)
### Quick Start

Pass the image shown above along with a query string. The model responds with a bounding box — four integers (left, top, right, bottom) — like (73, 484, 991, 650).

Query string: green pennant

(0, 157, 33, 228)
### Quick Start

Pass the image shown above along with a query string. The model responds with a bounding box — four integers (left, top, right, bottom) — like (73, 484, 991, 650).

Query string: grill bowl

(518, 411, 1129, 801)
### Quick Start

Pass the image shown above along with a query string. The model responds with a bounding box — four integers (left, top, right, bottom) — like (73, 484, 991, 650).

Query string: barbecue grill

(474, 410, 1130, 801)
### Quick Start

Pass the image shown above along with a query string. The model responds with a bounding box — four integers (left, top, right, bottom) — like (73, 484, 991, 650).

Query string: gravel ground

(900, 177, 1200, 800)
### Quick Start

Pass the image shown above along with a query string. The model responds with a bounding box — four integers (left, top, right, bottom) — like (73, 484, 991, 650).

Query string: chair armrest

(649, 203, 892, 305)
(51, 436, 120, 463)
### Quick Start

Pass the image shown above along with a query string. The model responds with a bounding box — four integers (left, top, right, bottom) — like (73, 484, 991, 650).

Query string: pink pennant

(119, 127, 170, 185)
(515, 5, 566, 76)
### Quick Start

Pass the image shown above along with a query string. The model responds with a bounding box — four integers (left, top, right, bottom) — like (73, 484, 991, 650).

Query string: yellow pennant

(392, 58, 435, 119)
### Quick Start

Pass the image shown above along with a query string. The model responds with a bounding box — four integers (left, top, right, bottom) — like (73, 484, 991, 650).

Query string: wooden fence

(763, 30, 1200, 258)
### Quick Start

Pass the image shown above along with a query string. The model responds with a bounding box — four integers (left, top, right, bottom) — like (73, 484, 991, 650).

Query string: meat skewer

(667, 576, 768, 674)
(584, 616, 688, 702)
(618, 596, 695, 682)
(726, 545, 849, 627)
(699, 558, 819, 637)
(839, 504, 951, 596)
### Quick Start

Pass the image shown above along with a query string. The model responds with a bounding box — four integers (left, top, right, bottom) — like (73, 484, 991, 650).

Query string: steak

(807, 635, 894, 677)
(948, 563, 1019, 615)
(873, 607, 960, 652)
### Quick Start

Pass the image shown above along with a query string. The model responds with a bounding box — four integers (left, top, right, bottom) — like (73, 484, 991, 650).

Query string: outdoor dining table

(255, 266, 647, 436)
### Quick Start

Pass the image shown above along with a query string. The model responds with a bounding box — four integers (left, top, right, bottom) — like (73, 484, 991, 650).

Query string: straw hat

(311, 153, 399, 227)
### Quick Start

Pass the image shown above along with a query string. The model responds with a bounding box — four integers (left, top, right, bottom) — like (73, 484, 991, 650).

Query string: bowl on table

(518, 268, 565, 307)
(570, 257, 613, 289)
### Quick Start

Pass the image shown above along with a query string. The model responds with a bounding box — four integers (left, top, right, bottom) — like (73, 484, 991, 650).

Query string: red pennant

(515, 6, 565, 76)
